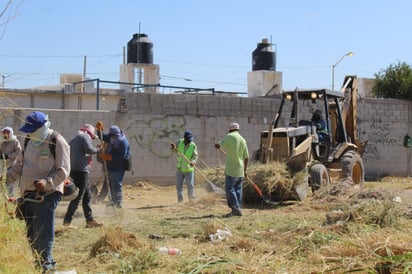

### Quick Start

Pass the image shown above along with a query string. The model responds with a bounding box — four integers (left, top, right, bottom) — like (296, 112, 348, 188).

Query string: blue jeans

(108, 168, 125, 208)
(176, 170, 195, 202)
(64, 171, 94, 223)
(24, 191, 62, 271)
(225, 175, 243, 214)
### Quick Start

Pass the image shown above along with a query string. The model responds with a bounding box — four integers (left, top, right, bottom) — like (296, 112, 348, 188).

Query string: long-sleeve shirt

(175, 139, 198, 173)
(0, 136, 21, 169)
(100, 131, 130, 171)
(69, 130, 100, 172)
(6, 130, 70, 196)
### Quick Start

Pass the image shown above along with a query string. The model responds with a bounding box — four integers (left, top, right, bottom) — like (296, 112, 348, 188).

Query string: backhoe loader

(256, 75, 366, 201)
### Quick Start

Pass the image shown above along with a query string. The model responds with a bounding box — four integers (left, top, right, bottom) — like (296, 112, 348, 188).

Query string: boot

(86, 219, 103, 228)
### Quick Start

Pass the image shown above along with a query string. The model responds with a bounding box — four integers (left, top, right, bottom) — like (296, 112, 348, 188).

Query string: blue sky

(0, 0, 411, 93)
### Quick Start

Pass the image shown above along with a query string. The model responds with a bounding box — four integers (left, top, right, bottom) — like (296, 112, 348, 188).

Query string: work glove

(0, 154, 8, 160)
(34, 179, 46, 192)
(170, 142, 176, 150)
(96, 121, 104, 131)
(99, 153, 112, 161)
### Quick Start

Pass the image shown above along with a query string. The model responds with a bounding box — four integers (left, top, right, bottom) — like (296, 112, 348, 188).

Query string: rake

(216, 147, 280, 206)
(172, 147, 225, 195)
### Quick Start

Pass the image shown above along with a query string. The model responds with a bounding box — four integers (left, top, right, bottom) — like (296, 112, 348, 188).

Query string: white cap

(229, 122, 240, 131)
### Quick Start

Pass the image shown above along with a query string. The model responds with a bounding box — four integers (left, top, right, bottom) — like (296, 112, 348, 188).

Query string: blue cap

(109, 125, 121, 136)
(184, 130, 193, 141)
(19, 111, 48, 133)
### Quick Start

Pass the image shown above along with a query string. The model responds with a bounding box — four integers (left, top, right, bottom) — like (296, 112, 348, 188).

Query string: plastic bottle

(158, 247, 182, 255)
(216, 228, 232, 240)
(209, 227, 233, 242)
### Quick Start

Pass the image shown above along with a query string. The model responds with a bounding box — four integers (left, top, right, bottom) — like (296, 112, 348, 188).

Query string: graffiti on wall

(358, 117, 402, 162)
(126, 114, 186, 158)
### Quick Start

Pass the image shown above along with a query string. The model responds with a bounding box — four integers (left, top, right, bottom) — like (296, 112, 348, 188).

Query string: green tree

(372, 61, 412, 99)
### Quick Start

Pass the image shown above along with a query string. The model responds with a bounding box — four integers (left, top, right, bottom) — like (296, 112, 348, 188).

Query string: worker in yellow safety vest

(170, 130, 198, 203)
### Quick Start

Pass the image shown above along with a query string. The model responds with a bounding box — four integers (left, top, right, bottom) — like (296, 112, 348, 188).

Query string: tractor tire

(340, 150, 364, 190)
(309, 163, 330, 192)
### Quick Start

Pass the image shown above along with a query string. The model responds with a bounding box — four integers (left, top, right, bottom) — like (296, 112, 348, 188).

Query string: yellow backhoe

(256, 75, 366, 201)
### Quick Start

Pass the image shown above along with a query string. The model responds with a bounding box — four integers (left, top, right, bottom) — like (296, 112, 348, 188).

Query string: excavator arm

(340, 75, 367, 156)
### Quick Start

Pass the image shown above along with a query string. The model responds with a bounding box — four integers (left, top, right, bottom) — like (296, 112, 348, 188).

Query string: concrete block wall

(357, 98, 412, 178)
(1, 94, 412, 185)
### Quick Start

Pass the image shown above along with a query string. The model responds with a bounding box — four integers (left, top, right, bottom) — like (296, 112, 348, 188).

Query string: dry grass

(203, 162, 307, 203)
(2, 169, 412, 273)
(0, 187, 38, 273)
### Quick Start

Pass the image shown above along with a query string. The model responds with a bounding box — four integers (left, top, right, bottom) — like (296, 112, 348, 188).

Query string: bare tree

(0, 0, 25, 40)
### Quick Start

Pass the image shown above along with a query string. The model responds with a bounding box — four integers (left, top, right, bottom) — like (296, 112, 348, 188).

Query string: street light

(332, 51, 353, 91)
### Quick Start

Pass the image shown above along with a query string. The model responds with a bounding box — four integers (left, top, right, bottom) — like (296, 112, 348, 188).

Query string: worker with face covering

(63, 124, 103, 229)
(95, 123, 130, 209)
(0, 126, 22, 197)
(170, 130, 198, 203)
(5, 111, 70, 272)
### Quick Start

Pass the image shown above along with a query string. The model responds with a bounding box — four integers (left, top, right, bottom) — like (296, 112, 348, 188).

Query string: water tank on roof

(252, 38, 275, 71)
(127, 33, 153, 64)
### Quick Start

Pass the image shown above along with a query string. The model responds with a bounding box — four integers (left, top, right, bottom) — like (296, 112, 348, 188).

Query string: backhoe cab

(257, 75, 365, 200)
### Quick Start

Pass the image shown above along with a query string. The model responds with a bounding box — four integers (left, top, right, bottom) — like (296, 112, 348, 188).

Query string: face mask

(29, 121, 51, 147)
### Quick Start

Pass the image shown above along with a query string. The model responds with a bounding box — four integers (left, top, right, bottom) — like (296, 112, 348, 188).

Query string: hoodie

(0, 127, 22, 169)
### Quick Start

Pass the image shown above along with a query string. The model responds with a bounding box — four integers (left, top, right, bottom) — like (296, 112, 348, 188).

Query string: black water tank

(252, 38, 275, 71)
(127, 33, 153, 64)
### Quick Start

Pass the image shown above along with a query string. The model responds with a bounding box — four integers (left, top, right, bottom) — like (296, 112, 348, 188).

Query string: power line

(0, 54, 121, 58)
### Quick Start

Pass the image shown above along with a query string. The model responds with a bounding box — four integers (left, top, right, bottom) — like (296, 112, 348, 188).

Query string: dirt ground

(55, 179, 231, 229)
(49, 176, 412, 273)
(54, 176, 412, 228)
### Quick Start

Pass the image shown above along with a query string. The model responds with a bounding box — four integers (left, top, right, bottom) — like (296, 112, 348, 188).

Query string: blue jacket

(101, 130, 130, 171)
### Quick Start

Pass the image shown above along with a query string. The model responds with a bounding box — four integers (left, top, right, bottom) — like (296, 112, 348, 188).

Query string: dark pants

(64, 170, 94, 223)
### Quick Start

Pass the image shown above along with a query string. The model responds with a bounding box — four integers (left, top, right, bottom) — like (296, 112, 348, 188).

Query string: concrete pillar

(247, 71, 282, 97)
(119, 63, 160, 93)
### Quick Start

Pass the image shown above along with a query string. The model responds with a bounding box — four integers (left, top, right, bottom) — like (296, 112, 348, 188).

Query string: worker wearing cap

(5, 111, 70, 272)
(170, 130, 198, 203)
(63, 124, 103, 229)
(311, 109, 328, 142)
(95, 123, 130, 209)
(0, 126, 21, 197)
(215, 122, 249, 217)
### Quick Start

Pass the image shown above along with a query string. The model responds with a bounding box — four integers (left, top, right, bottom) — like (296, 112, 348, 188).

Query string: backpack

(124, 153, 132, 171)
(124, 146, 132, 171)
